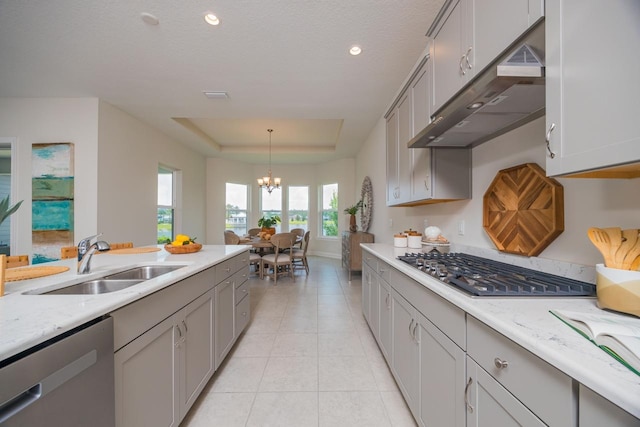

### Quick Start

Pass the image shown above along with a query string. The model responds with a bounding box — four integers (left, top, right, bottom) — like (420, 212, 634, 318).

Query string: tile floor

(181, 256, 416, 427)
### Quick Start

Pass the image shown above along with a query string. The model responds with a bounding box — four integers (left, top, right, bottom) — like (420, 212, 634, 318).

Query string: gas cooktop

(397, 252, 596, 297)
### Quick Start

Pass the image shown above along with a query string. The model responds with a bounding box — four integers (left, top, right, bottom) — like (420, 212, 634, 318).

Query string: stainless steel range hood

(409, 20, 545, 149)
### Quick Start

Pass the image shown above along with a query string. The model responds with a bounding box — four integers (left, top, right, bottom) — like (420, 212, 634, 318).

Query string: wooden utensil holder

(596, 264, 640, 317)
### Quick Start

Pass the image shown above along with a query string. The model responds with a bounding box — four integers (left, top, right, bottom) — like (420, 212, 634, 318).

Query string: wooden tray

(164, 243, 202, 254)
(483, 163, 564, 257)
(5, 266, 70, 282)
(105, 247, 161, 255)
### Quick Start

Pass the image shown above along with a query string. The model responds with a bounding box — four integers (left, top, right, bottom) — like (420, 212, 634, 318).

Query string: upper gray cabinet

(429, 0, 544, 113)
(386, 55, 471, 207)
(545, 0, 640, 178)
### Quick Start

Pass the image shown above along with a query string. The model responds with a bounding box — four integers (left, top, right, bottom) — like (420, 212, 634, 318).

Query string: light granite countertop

(362, 243, 640, 419)
(0, 245, 248, 362)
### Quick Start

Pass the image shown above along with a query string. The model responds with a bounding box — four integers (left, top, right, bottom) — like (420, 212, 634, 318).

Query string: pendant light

(257, 129, 281, 193)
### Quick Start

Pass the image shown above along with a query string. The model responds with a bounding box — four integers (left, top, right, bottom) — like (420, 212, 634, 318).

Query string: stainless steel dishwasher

(0, 316, 114, 426)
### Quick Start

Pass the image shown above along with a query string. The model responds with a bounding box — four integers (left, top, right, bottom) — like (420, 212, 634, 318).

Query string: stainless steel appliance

(397, 252, 596, 297)
(0, 317, 114, 426)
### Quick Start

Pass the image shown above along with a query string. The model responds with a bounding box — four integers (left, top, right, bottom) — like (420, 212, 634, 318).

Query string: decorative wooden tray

(483, 163, 564, 257)
(106, 247, 161, 255)
(5, 266, 70, 282)
(164, 243, 202, 254)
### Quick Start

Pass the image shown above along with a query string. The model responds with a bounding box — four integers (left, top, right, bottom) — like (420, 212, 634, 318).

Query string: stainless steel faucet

(77, 233, 111, 274)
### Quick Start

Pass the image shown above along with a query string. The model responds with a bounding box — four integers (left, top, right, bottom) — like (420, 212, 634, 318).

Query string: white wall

(356, 116, 640, 267)
(0, 98, 99, 257)
(97, 101, 206, 246)
(206, 157, 356, 257)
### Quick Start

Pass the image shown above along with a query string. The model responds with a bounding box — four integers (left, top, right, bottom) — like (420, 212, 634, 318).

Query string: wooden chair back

(224, 231, 240, 245)
(60, 246, 78, 259)
(109, 242, 133, 250)
(247, 228, 261, 237)
(6, 255, 29, 269)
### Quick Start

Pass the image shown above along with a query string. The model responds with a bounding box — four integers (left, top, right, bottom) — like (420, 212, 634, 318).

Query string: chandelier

(257, 129, 281, 193)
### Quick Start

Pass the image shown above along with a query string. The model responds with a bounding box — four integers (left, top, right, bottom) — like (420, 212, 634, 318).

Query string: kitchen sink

(33, 264, 188, 295)
(103, 265, 186, 281)
(43, 279, 145, 295)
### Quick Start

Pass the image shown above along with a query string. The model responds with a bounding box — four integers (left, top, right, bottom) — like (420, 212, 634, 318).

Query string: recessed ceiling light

(349, 45, 362, 56)
(203, 91, 229, 99)
(204, 13, 220, 26)
(140, 12, 159, 26)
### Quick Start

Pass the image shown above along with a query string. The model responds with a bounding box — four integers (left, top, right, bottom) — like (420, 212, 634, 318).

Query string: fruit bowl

(164, 243, 202, 254)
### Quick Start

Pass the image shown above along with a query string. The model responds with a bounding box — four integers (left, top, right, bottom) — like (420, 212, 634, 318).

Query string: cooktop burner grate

(397, 252, 596, 297)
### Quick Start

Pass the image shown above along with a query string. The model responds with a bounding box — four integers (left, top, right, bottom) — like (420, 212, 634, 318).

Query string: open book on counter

(550, 309, 640, 377)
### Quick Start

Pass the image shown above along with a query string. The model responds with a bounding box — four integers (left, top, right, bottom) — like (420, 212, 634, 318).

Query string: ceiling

(0, 0, 445, 164)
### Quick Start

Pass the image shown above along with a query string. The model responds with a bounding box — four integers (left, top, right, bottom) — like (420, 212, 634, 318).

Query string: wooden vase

(349, 215, 357, 232)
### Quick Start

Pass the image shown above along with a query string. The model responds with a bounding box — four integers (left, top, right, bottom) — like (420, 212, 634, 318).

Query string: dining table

(240, 235, 302, 254)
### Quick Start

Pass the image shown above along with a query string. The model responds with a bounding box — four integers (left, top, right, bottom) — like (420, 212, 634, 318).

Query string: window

(157, 166, 175, 243)
(226, 183, 248, 235)
(321, 183, 338, 237)
(288, 186, 309, 232)
(261, 188, 282, 233)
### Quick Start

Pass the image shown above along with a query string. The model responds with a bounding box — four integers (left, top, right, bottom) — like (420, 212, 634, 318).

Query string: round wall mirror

(360, 176, 373, 232)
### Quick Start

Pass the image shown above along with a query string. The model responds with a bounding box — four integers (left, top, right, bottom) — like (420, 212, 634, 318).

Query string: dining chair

(60, 246, 78, 259)
(290, 228, 305, 248)
(249, 252, 263, 279)
(5, 255, 29, 269)
(224, 230, 240, 245)
(247, 228, 261, 237)
(261, 233, 295, 285)
(291, 231, 310, 275)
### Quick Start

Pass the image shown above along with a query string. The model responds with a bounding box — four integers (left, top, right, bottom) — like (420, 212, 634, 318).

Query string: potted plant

(257, 214, 281, 235)
(0, 196, 23, 255)
(344, 200, 363, 232)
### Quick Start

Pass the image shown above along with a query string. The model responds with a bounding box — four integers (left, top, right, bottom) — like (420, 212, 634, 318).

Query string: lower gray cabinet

(578, 385, 640, 427)
(391, 290, 420, 418)
(378, 278, 392, 361)
(114, 290, 214, 427)
(417, 311, 465, 427)
(215, 277, 235, 369)
(466, 357, 544, 427)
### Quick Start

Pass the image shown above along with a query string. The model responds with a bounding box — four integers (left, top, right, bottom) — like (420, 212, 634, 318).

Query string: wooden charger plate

(106, 247, 162, 255)
(5, 266, 70, 282)
(164, 243, 202, 254)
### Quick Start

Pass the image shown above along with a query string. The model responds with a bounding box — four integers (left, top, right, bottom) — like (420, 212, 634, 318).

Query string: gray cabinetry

(378, 277, 392, 361)
(391, 289, 420, 418)
(342, 231, 374, 280)
(545, 0, 640, 177)
(578, 385, 640, 427)
(429, 0, 543, 113)
(215, 274, 235, 368)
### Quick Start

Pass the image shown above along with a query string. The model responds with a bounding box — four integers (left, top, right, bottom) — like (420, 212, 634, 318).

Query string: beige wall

(356, 116, 640, 267)
(0, 98, 99, 257)
(206, 157, 356, 257)
(97, 101, 206, 246)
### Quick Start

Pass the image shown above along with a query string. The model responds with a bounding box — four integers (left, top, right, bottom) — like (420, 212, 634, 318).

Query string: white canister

(393, 234, 407, 247)
(407, 234, 423, 249)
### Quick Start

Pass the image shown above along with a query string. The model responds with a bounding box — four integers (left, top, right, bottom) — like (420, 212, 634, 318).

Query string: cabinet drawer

(235, 294, 250, 336)
(215, 257, 236, 283)
(376, 260, 391, 282)
(467, 316, 574, 427)
(233, 250, 250, 275)
(363, 252, 377, 270)
(235, 281, 249, 305)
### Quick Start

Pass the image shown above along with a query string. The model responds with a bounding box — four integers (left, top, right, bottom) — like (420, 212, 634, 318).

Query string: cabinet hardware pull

(412, 322, 419, 343)
(408, 318, 414, 336)
(385, 293, 390, 308)
(182, 320, 188, 334)
(459, 54, 465, 75)
(176, 324, 182, 338)
(545, 123, 556, 158)
(494, 357, 509, 369)
(242, 311, 247, 316)
(464, 377, 474, 413)
(465, 46, 473, 69)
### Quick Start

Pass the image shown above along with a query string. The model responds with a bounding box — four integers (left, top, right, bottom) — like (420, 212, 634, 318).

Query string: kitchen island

(361, 243, 639, 425)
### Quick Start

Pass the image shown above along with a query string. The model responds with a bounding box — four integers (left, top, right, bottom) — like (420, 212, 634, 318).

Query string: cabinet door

(578, 384, 640, 427)
(115, 316, 179, 427)
(397, 93, 412, 204)
(545, 0, 640, 176)
(235, 291, 251, 336)
(466, 357, 545, 427)
(215, 278, 235, 369)
(391, 291, 419, 416)
(369, 271, 380, 339)
(386, 110, 399, 205)
(378, 279, 392, 362)
(431, 0, 465, 113)
(362, 263, 372, 323)
(411, 62, 433, 201)
(179, 291, 214, 418)
(468, 0, 531, 75)
(418, 312, 466, 427)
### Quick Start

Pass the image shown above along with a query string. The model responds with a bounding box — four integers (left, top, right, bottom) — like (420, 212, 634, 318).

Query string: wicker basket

(164, 243, 202, 254)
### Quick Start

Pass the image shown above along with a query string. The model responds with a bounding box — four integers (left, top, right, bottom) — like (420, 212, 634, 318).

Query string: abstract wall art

(32, 143, 74, 264)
